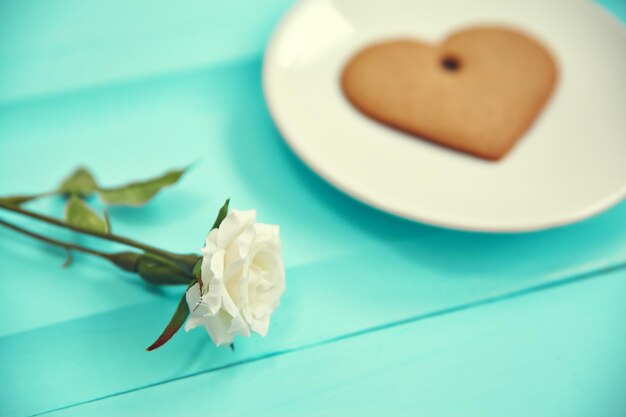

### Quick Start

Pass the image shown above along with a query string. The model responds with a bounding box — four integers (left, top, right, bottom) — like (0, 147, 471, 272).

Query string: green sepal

(107, 251, 141, 273)
(146, 278, 197, 351)
(211, 198, 230, 230)
(192, 256, 203, 290)
(192, 257, 203, 279)
(136, 253, 193, 285)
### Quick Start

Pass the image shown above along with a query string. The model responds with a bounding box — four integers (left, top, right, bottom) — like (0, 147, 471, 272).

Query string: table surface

(1, 1, 625, 416)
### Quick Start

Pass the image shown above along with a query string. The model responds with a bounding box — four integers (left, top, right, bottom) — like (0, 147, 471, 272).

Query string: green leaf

(59, 167, 97, 197)
(211, 198, 230, 230)
(97, 168, 186, 206)
(146, 280, 196, 351)
(0, 194, 41, 207)
(64, 194, 110, 233)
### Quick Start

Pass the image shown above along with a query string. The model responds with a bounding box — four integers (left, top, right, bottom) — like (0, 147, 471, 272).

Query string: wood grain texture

(2, 51, 626, 337)
(2, 224, 626, 415)
(0, 0, 295, 103)
(44, 268, 626, 417)
(2, 44, 626, 417)
(0, 1, 624, 416)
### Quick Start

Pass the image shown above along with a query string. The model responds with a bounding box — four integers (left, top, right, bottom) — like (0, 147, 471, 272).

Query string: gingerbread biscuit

(341, 26, 558, 160)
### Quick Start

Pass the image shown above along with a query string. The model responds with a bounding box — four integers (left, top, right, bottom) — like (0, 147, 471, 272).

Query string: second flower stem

(0, 202, 197, 272)
(0, 217, 114, 262)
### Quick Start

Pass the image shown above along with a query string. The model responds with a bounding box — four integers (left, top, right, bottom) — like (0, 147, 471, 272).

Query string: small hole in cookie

(441, 56, 461, 72)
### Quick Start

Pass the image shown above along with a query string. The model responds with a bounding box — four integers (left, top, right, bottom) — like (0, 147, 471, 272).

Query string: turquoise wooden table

(1, 1, 625, 416)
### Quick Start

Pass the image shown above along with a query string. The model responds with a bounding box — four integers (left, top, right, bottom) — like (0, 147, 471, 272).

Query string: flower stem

(0, 217, 115, 262)
(0, 191, 56, 206)
(0, 202, 197, 272)
(0, 217, 190, 283)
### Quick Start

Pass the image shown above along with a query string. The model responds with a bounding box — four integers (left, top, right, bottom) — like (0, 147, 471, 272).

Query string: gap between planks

(31, 259, 626, 417)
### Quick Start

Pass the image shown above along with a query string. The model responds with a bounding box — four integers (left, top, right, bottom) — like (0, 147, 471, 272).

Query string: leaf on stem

(97, 168, 187, 206)
(146, 279, 196, 351)
(65, 194, 110, 233)
(59, 167, 97, 197)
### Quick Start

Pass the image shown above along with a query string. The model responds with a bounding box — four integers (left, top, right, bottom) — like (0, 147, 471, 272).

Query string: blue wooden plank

(1, 39, 626, 416)
(44, 266, 626, 417)
(0, 0, 621, 104)
(2, 53, 626, 337)
(2, 241, 625, 416)
(0, 1, 624, 416)
(0, 0, 295, 103)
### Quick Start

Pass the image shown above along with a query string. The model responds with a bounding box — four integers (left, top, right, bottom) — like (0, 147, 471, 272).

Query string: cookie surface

(341, 26, 558, 160)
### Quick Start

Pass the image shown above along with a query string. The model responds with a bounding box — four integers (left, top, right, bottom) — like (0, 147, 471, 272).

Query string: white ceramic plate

(263, 0, 626, 232)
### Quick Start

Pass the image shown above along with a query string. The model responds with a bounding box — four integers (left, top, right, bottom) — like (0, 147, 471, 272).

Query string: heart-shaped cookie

(341, 26, 558, 160)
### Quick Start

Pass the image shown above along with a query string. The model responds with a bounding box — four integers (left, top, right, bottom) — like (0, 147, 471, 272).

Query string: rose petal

(216, 209, 256, 249)
(188, 209, 284, 347)
(184, 314, 206, 332)
(203, 311, 237, 346)
(185, 283, 211, 317)
(228, 313, 250, 337)
(221, 288, 242, 319)
(223, 224, 255, 281)
(202, 228, 220, 254)
(249, 316, 270, 337)
(253, 223, 280, 246)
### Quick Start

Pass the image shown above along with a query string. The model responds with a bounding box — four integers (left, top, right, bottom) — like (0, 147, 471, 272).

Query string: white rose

(185, 209, 285, 346)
